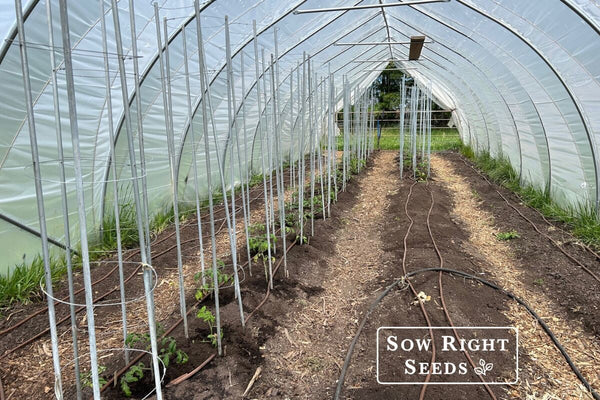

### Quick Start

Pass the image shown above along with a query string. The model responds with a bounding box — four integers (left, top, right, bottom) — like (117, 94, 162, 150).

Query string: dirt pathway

(433, 153, 600, 399)
(245, 151, 399, 399)
(5, 149, 599, 399)
(239, 150, 599, 399)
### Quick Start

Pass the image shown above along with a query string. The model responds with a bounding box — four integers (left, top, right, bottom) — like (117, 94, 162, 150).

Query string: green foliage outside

(337, 127, 461, 152)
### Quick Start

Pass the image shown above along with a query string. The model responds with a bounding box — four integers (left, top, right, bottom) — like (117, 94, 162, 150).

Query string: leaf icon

(474, 359, 493, 376)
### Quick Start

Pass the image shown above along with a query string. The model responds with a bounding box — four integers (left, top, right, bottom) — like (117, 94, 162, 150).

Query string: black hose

(334, 267, 600, 400)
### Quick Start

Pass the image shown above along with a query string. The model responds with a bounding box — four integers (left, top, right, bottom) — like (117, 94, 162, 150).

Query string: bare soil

(1, 150, 599, 399)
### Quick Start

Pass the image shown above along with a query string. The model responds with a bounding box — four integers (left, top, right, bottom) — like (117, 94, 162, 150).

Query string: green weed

(0, 254, 68, 307)
(496, 230, 520, 241)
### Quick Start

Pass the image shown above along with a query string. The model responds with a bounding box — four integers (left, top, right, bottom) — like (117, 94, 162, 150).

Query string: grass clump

(0, 254, 68, 307)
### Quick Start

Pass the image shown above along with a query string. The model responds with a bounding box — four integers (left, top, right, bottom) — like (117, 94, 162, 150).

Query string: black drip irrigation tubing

(334, 267, 600, 400)
(459, 156, 600, 283)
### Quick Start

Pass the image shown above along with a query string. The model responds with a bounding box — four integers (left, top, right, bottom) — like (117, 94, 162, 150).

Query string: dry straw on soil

(432, 154, 599, 400)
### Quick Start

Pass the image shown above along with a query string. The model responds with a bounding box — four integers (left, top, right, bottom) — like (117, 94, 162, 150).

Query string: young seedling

(496, 230, 520, 241)
(120, 362, 144, 397)
(248, 223, 278, 279)
(194, 259, 233, 300)
(121, 324, 188, 397)
(196, 305, 222, 348)
(80, 365, 107, 389)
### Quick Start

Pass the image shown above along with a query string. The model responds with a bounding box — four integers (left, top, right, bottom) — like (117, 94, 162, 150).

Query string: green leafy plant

(349, 157, 366, 175)
(196, 305, 222, 348)
(121, 362, 144, 397)
(194, 259, 233, 300)
(415, 161, 429, 181)
(121, 324, 188, 397)
(496, 230, 520, 241)
(80, 365, 107, 389)
(248, 224, 277, 261)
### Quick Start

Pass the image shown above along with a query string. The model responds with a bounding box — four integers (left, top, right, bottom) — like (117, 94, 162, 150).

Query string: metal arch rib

(105, 0, 381, 218)
(245, 30, 389, 173)
(402, 4, 593, 195)
(0, 0, 40, 64)
(387, 8, 553, 192)
(378, 0, 394, 60)
(386, 13, 526, 183)
(102, 0, 315, 214)
(559, 0, 600, 36)
(99, 0, 216, 224)
(195, 1, 380, 175)
(247, 46, 390, 173)
(453, 0, 599, 210)
(379, 29, 495, 157)
(175, 2, 382, 181)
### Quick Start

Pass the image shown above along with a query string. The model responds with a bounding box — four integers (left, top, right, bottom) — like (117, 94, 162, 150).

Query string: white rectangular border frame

(376, 326, 519, 385)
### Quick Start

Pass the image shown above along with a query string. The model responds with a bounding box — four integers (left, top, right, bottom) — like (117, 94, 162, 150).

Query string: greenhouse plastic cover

(1, 0, 599, 274)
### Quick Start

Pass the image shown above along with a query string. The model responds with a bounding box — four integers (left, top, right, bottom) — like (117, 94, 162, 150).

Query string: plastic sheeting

(1, 0, 600, 273)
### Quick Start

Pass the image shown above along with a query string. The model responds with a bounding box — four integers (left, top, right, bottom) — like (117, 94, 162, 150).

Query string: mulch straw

(432, 154, 599, 400)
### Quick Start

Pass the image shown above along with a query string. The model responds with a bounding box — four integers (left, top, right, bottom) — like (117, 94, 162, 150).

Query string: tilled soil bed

(1, 150, 599, 399)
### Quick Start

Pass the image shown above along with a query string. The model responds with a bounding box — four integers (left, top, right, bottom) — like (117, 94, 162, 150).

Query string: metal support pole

(308, 62, 315, 236)
(399, 76, 406, 176)
(427, 83, 432, 177)
(128, 0, 152, 265)
(45, 0, 81, 396)
(252, 20, 274, 287)
(299, 54, 307, 244)
(181, 28, 207, 288)
(273, 28, 288, 273)
(100, 0, 129, 365)
(289, 67, 295, 191)
(162, 17, 189, 338)
(112, 0, 162, 394)
(270, 53, 286, 270)
(411, 85, 418, 179)
(261, 49, 276, 238)
(342, 78, 349, 191)
(316, 77, 326, 220)
(369, 92, 375, 153)
(421, 86, 426, 162)
(296, 62, 301, 195)
(224, 15, 246, 325)
(326, 71, 333, 218)
(194, 0, 222, 355)
(356, 92, 362, 172)
(117, 2, 161, 396)
(240, 51, 253, 275)
(16, 0, 64, 397)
